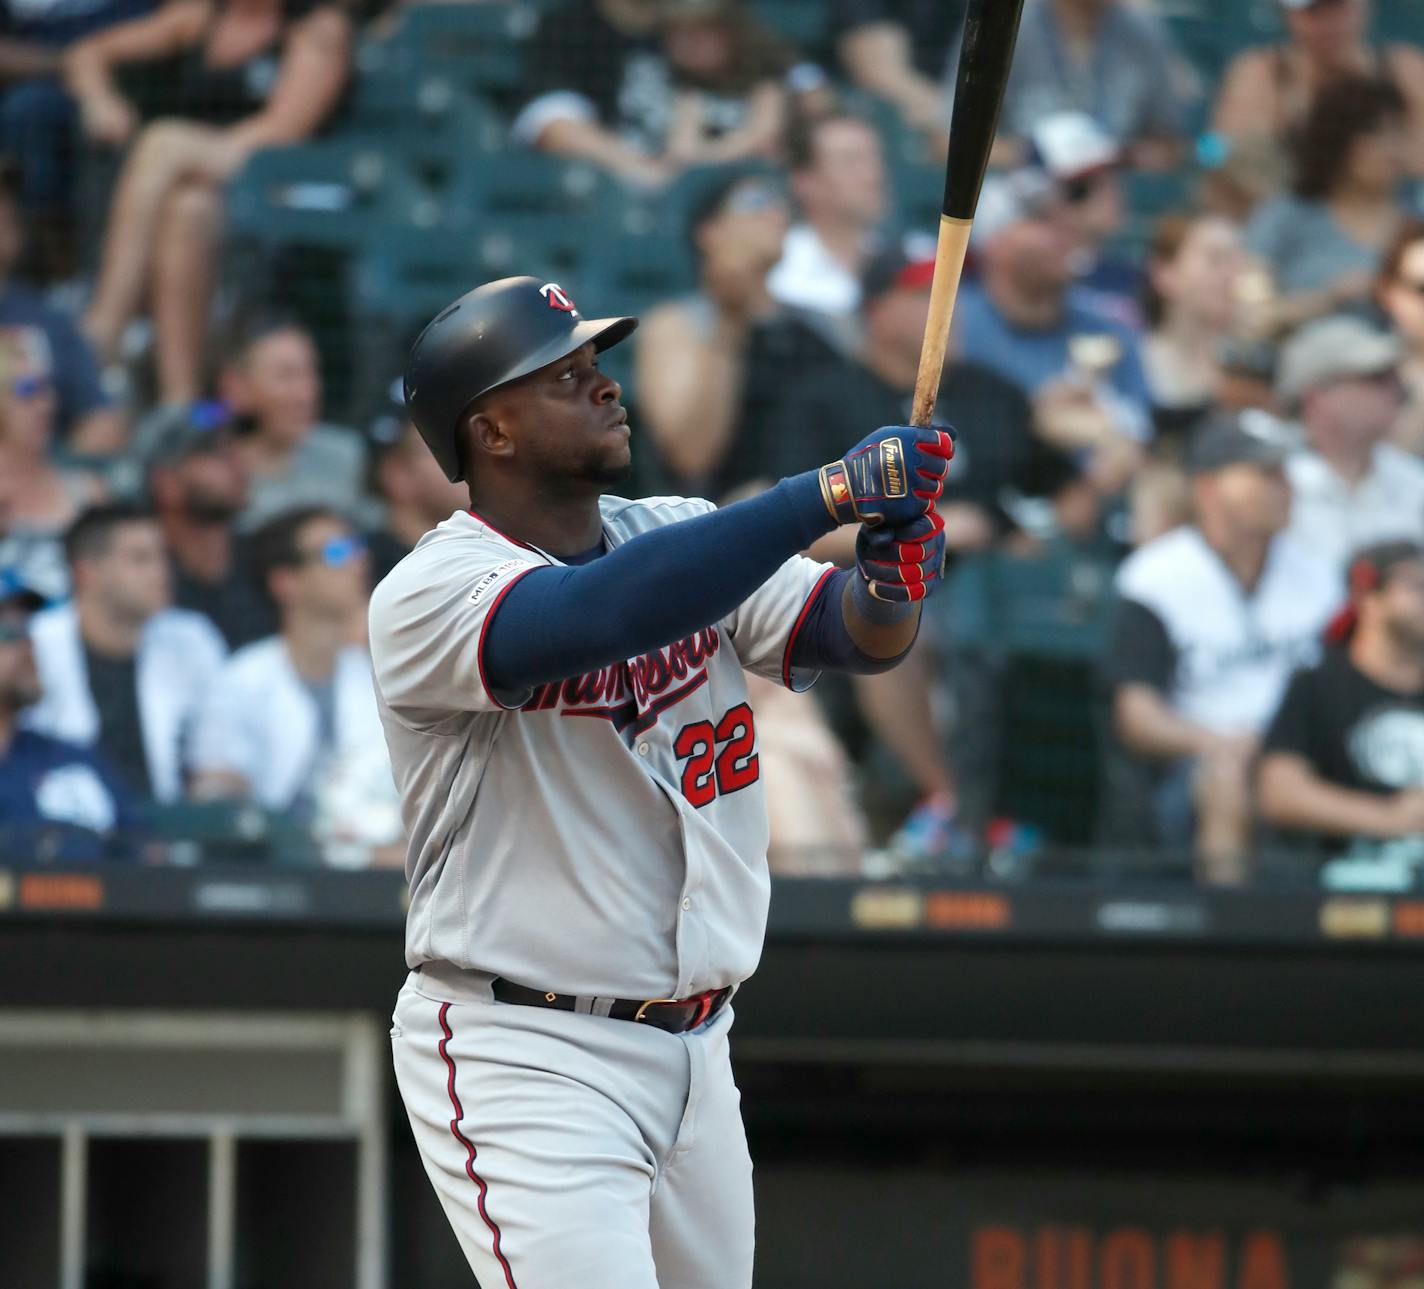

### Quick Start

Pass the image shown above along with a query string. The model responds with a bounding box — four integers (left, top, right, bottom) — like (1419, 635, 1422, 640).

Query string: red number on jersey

(673, 705, 760, 807)
(673, 721, 718, 807)
(714, 703, 759, 795)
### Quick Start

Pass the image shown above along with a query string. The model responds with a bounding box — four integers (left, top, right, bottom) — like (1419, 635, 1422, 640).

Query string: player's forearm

(482, 473, 836, 691)
(840, 576, 920, 660)
(784, 569, 918, 676)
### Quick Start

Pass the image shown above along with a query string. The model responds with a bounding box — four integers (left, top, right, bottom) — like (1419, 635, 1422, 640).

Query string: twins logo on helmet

(540, 283, 578, 314)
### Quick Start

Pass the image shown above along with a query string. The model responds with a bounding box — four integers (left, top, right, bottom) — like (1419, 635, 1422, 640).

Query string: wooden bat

(910, 0, 1028, 427)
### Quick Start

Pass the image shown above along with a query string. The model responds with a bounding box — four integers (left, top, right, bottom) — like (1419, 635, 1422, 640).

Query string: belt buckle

(636, 989, 719, 1029)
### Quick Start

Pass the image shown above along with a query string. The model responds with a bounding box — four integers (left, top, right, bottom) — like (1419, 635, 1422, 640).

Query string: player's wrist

(780, 471, 841, 544)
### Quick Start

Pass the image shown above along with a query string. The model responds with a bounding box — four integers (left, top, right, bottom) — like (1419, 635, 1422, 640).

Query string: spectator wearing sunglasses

(637, 168, 840, 498)
(0, 569, 142, 864)
(0, 164, 122, 452)
(1377, 220, 1424, 454)
(190, 506, 391, 826)
(216, 315, 368, 534)
(1278, 315, 1424, 574)
(24, 504, 227, 804)
(0, 330, 104, 562)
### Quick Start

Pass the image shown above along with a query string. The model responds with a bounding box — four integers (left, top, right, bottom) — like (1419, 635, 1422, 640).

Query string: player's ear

(466, 409, 514, 462)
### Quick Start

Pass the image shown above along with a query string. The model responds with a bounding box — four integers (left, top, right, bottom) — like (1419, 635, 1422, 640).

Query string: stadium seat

(372, 3, 542, 110)
(756, 0, 831, 59)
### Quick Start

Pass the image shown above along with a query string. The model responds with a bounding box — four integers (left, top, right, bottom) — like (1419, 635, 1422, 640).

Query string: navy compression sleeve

(788, 569, 917, 675)
(482, 474, 835, 692)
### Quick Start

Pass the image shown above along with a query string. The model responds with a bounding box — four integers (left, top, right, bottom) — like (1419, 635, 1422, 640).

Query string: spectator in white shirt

(191, 506, 400, 862)
(1101, 412, 1340, 882)
(766, 111, 887, 340)
(23, 504, 226, 803)
(1278, 314, 1424, 574)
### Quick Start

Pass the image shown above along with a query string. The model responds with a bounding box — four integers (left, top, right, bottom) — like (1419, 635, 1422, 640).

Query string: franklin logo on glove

(882, 439, 907, 498)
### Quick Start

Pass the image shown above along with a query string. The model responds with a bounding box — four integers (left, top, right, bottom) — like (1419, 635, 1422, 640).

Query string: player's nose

(593, 367, 621, 403)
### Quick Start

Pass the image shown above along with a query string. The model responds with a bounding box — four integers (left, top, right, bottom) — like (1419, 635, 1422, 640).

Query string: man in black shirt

(759, 239, 1078, 552)
(146, 405, 275, 649)
(1259, 541, 1424, 880)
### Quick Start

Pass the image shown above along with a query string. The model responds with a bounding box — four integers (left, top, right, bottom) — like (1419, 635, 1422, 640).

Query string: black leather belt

(490, 978, 732, 1034)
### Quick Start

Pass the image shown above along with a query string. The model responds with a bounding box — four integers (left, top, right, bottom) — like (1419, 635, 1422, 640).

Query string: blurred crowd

(2, 0, 1424, 887)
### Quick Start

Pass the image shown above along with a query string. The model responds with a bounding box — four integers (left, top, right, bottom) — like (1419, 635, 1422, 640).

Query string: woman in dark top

(1213, 0, 1424, 183)
(64, 0, 351, 405)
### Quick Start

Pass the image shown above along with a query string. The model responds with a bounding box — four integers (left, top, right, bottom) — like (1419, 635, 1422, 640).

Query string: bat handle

(910, 215, 974, 427)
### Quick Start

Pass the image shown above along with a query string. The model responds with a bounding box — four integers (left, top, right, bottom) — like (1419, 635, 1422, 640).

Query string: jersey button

(637, 742, 650, 756)
(681, 897, 692, 911)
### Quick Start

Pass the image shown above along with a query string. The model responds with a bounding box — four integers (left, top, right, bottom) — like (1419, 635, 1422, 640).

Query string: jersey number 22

(673, 704, 759, 807)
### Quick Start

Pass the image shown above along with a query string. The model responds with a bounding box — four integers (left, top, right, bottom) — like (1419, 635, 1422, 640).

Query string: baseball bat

(910, 0, 1028, 427)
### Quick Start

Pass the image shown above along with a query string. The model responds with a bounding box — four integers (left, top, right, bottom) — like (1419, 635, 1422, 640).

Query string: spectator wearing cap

(1245, 76, 1413, 330)
(954, 169, 1152, 494)
(190, 506, 391, 825)
(766, 111, 889, 337)
(1101, 411, 1340, 881)
(1213, 0, 1424, 182)
(146, 402, 275, 648)
(1259, 541, 1424, 883)
(0, 569, 142, 863)
(23, 504, 227, 803)
(366, 382, 469, 586)
(996, 0, 1192, 170)
(831, 0, 963, 147)
(0, 163, 121, 452)
(1028, 112, 1140, 330)
(216, 316, 367, 533)
(1277, 315, 1424, 573)
(637, 169, 839, 496)
(1141, 213, 1254, 441)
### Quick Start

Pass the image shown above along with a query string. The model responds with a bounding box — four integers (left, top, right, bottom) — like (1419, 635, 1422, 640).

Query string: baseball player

(369, 276, 953, 1289)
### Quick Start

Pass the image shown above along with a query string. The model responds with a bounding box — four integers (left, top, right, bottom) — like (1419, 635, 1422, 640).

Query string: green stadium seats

(756, 0, 831, 58)
(372, 2, 542, 109)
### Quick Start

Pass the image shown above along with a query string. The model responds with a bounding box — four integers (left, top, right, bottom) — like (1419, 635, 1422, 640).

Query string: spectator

(1102, 411, 1340, 881)
(23, 504, 227, 803)
(766, 110, 888, 337)
(1028, 111, 1139, 328)
(1213, 0, 1424, 181)
(216, 316, 367, 533)
(190, 506, 389, 820)
(1141, 213, 1253, 440)
(997, 0, 1191, 170)
(1259, 540, 1424, 883)
(1277, 315, 1424, 572)
(0, 329, 104, 553)
(1376, 219, 1424, 453)
(67, 0, 352, 404)
(954, 169, 1152, 490)
(636, 168, 840, 496)
(831, 0, 963, 146)
(1245, 76, 1413, 329)
(761, 239, 1081, 556)
(366, 383, 469, 585)
(0, 0, 153, 251)
(657, 0, 791, 171)
(0, 568, 140, 863)
(0, 160, 120, 451)
(145, 401, 275, 648)
(0, 441, 69, 601)
(512, 0, 788, 186)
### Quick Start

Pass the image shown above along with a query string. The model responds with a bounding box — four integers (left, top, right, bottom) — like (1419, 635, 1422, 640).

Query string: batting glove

(855, 510, 948, 605)
(818, 425, 954, 528)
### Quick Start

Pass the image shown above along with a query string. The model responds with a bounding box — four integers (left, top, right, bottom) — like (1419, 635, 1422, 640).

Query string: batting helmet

(403, 276, 638, 482)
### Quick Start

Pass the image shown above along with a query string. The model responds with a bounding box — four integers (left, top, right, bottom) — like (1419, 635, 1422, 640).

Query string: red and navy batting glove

(818, 425, 955, 528)
(855, 510, 948, 605)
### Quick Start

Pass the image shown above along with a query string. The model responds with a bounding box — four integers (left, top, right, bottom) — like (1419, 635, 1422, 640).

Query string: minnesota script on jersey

(368, 498, 835, 1000)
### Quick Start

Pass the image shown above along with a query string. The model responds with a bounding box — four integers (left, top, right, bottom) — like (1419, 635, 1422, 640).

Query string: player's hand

(817, 425, 954, 528)
(855, 510, 947, 604)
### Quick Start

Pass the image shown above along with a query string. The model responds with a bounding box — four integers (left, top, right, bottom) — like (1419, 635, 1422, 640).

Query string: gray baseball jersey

(368, 497, 835, 1000)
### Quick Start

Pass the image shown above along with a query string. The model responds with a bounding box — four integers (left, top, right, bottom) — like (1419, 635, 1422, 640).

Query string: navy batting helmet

(403, 276, 638, 482)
